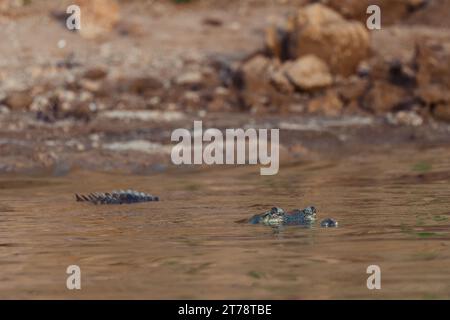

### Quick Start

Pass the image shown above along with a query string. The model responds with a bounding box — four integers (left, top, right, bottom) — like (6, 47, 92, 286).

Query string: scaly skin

(320, 218, 338, 228)
(248, 206, 317, 226)
(75, 190, 159, 205)
(248, 207, 287, 225)
(248, 206, 337, 227)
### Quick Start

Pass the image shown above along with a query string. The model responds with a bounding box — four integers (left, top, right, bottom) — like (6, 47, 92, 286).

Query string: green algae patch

(416, 232, 438, 238)
(248, 271, 266, 279)
(412, 161, 432, 173)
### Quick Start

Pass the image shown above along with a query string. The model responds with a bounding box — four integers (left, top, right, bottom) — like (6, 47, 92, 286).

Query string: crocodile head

(284, 206, 317, 224)
(300, 206, 317, 222)
(248, 207, 286, 225)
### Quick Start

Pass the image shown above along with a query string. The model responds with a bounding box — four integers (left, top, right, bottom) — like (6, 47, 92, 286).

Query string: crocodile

(320, 217, 338, 228)
(75, 190, 159, 205)
(247, 206, 338, 227)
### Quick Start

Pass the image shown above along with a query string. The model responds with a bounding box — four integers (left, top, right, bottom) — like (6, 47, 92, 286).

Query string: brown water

(0, 146, 450, 299)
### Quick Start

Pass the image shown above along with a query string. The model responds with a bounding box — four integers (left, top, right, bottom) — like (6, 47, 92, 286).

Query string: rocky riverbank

(0, 0, 449, 174)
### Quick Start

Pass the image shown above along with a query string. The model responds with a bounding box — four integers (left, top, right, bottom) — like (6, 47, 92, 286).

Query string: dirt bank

(0, 0, 449, 174)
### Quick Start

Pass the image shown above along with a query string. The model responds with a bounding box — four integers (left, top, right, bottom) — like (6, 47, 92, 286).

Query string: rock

(265, 19, 295, 61)
(307, 90, 343, 116)
(320, 0, 428, 25)
(206, 87, 232, 112)
(100, 110, 185, 122)
(268, 62, 295, 94)
(79, 79, 102, 93)
(415, 40, 450, 106)
(102, 140, 171, 154)
(116, 20, 146, 37)
(432, 103, 450, 123)
(75, 0, 120, 39)
(336, 78, 369, 105)
(3, 90, 33, 110)
(284, 55, 333, 90)
(370, 25, 450, 67)
(0, 104, 10, 114)
(122, 76, 164, 95)
(175, 71, 203, 86)
(387, 110, 424, 126)
(240, 55, 273, 108)
(0, 0, 29, 16)
(362, 81, 410, 114)
(83, 67, 108, 80)
(406, 0, 450, 28)
(290, 3, 370, 76)
(202, 16, 224, 27)
(181, 91, 201, 110)
(241, 55, 271, 84)
(65, 102, 92, 122)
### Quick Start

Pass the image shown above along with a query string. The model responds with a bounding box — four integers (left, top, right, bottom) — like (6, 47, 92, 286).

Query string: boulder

(320, 0, 428, 25)
(406, 0, 450, 28)
(415, 40, 450, 106)
(75, 0, 120, 39)
(292, 4, 370, 76)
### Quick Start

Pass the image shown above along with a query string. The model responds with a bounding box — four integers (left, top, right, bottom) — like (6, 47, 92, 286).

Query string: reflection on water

(0, 146, 450, 299)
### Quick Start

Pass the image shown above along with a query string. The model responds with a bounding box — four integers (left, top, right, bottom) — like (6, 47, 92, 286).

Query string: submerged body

(75, 190, 159, 205)
(248, 206, 337, 227)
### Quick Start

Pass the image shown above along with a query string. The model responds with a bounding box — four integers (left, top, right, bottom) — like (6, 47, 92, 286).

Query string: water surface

(0, 146, 449, 299)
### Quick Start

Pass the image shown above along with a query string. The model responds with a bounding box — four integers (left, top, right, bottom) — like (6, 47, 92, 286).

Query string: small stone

(83, 67, 108, 80)
(285, 55, 333, 91)
(89, 134, 100, 142)
(184, 91, 200, 103)
(202, 16, 223, 27)
(269, 63, 294, 94)
(387, 110, 424, 126)
(363, 81, 410, 114)
(3, 90, 33, 110)
(57, 39, 66, 49)
(229, 22, 241, 31)
(432, 103, 450, 123)
(80, 79, 102, 93)
(307, 90, 343, 116)
(214, 86, 229, 96)
(149, 96, 161, 106)
(125, 76, 164, 94)
(0, 104, 10, 114)
(242, 55, 271, 80)
(175, 71, 203, 86)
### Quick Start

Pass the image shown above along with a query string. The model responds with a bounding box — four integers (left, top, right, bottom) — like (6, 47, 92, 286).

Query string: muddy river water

(0, 146, 449, 299)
